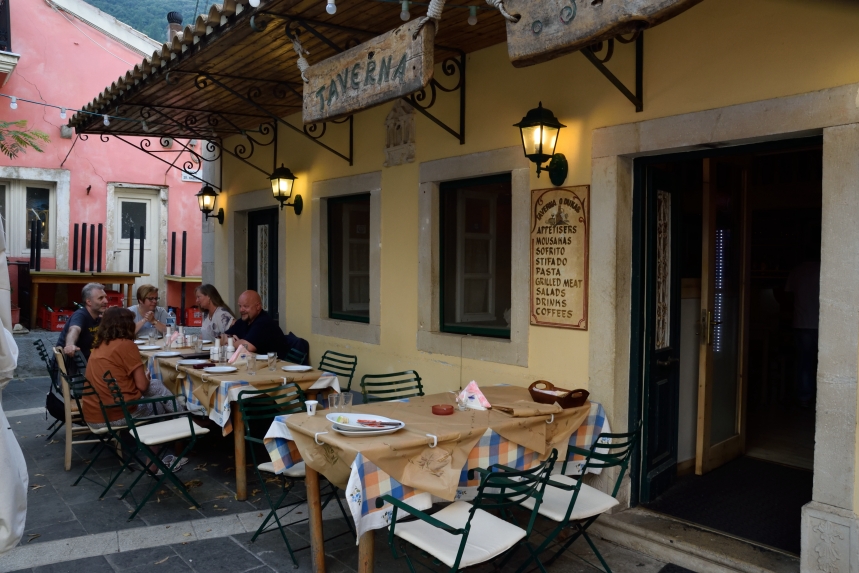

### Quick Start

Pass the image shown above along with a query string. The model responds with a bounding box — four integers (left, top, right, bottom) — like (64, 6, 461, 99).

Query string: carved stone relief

(383, 99, 416, 168)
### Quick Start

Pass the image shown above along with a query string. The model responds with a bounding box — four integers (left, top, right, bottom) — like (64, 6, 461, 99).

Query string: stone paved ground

(0, 333, 671, 573)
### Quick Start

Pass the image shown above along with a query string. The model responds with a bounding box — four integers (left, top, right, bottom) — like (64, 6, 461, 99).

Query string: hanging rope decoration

(485, 0, 519, 22)
(293, 37, 311, 83)
(413, 0, 445, 39)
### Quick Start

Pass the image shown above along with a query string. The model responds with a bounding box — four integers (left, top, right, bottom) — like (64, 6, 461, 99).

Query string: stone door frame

(589, 82, 859, 572)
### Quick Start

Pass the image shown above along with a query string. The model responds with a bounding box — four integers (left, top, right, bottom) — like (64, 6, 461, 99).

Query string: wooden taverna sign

(504, 0, 703, 67)
(530, 186, 589, 330)
(303, 19, 434, 124)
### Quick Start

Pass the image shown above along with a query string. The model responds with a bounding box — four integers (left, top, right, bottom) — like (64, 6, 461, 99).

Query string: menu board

(530, 186, 589, 330)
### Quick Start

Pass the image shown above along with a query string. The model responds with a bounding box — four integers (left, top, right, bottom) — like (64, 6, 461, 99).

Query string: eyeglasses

(145, 297, 159, 302)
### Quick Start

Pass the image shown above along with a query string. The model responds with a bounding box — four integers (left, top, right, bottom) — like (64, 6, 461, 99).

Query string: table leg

(232, 405, 247, 500)
(125, 283, 134, 307)
(30, 282, 39, 329)
(358, 530, 375, 573)
(306, 466, 326, 573)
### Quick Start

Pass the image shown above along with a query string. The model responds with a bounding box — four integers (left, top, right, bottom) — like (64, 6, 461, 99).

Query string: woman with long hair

(82, 307, 181, 429)
(195, 284, 235, 341)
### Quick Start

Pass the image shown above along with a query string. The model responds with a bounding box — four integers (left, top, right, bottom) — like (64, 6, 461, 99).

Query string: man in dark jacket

(224, 290, 288, 358)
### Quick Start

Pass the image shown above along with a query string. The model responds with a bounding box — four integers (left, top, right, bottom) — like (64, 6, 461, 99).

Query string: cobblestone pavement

(0, 337, 671, 572)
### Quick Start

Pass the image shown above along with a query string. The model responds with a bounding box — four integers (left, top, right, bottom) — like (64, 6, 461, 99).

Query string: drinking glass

(329, 393, 340, 413)
(267, 352, 277, 371)
(194, 336, 203, 352)
(246, 354, 257, 376)
(338, 392, 353, 413)
(219, 346, 229, 364)
(148, 334, 157, 346)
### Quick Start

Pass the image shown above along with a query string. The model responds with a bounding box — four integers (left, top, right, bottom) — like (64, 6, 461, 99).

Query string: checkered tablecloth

(263, 400, 611, 540)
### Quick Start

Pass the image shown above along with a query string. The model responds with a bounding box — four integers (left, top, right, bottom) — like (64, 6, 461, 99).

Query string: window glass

(328, 194, 371, 323)
(26, 187, 50, 249)
(121, 201, 147, 240)
(440, 174, 512, 338)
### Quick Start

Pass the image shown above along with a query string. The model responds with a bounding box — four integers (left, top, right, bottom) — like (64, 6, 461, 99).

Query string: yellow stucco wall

(212, 0, 859, 397)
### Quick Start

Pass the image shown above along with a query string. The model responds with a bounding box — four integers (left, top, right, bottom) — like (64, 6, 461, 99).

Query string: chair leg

(582, 530, 612, 573)
(64, 415, 73, 471)
(46, 420, 63, 441)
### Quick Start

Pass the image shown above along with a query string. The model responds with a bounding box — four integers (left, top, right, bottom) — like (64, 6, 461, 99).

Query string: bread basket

(528, 381, 589, 409)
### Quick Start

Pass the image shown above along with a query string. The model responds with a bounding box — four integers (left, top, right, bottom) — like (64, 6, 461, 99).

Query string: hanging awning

(68, 0, 508, 140)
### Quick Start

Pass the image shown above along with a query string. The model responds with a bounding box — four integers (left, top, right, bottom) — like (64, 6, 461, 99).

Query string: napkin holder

(528, 381, 589, 409)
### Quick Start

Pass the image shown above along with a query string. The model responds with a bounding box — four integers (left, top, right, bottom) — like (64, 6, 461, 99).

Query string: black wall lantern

(270, 164, 303, 214)
(196, 185, 224, 225)
(514, 102, 568, 186)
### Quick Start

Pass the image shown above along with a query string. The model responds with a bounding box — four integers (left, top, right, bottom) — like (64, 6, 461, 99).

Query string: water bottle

(166, 308, 176, 328)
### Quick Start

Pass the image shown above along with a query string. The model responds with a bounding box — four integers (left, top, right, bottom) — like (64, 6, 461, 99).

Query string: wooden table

(145, 350, 328, 500)
(30, 270, 147, 326)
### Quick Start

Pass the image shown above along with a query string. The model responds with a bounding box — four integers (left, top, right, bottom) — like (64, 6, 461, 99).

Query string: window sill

(312, 316, 380, 345)
(417, 330, 527, 367)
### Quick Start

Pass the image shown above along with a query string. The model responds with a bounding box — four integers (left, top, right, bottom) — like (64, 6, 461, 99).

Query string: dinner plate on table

(326, 413, 405, 432)
(282, 365, 312, 372)
(153, 351, 181, 358)
(203, 366, 237, 374)
(332, 425, 403, 437)
(134, 340, 146, 345)
(202, 339, 213, 344)
(138, 345, 161, 351)
(177, 359, 208, 366)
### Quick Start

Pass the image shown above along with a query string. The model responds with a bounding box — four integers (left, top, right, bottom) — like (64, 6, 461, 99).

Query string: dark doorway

(630, 139, 821, 555)
(247, 208, 279, 320)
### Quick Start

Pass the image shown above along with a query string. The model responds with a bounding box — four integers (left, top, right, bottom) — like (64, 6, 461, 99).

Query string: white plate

(332, 426, 403, 437)
(282, 365, 312, 372)
(203, 366, 237, 374)
(134, 340, 146, 345)
(177, 359, 209, 366)
(153, 351, 181, 358)
(256, 354, 271, 360)
(138, 345, 161, 351)
(325, 413, 404, 431)
(202, 339, 213, 344)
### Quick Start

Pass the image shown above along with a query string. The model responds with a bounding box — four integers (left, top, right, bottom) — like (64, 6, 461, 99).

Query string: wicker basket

(528, 381, 589, 409)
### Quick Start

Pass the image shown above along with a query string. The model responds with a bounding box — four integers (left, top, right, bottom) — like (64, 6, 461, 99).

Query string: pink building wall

(0, 0, 202, 310)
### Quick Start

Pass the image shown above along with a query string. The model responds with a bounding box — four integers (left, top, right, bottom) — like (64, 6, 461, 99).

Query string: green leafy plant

(0, 120, 50, 159)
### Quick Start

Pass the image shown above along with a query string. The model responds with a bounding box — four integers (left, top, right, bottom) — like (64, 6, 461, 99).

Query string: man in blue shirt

(57, 282, 107, 359)
(224, 290, 287, 358)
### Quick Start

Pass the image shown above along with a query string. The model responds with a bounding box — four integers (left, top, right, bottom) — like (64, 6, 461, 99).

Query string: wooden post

(180, 231, 187, 325)
(80, 223, 87, 274)
(171, 231, 176, 276)
(88, 225, 94, 272)
(72, 224, 79, 271)
(358, 531, 375, 573)
(127, 226, 134, 273)
(305, 466, 327, 573)
(138, 226, 145, 274)
(35, 220, 42, 271)
(96, 224, 103, 273)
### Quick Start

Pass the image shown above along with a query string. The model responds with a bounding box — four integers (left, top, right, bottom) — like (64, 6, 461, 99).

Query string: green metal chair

(102, 371, 211, 521)
(285, 348, 308, 366)
(35, 339, 64, 440)
(377, 449, 558, 573)
(514, 423, 641, 573)
(360, 370, 423, 403)
(317, 350, 358, 391)
(237, 383, 355, 567)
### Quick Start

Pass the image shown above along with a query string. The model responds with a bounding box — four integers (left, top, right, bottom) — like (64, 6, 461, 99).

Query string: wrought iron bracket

(192, 71, 353, 165)
(582, 30, 643, 112)
(403, 48, 466, 145)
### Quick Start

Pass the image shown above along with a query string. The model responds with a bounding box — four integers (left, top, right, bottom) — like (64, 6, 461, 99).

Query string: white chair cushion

(134, 417, 210, 446)
(520, 474, 618, 522)
(393, 501, 526, 569)
(258, 461, 306, 478)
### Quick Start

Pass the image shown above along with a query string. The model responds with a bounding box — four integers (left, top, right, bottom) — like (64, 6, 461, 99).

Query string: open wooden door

(695, 158, 751, 474)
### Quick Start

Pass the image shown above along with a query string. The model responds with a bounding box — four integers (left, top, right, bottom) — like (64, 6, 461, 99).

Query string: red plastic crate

(38, 308, 74, 332)
(104, 289, 124, 308)
(186, 306, 203, 327)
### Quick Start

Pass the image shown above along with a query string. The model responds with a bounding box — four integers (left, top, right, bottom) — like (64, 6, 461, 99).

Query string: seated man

(57, 282, 107, 360)
(224, 290, 287, 358)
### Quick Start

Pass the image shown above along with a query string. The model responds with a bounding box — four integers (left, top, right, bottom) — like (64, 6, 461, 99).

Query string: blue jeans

(795, 329, 818, 405)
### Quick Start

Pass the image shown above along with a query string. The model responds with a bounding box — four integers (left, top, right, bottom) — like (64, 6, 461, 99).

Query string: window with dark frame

(440, 174, 512, 339)
(328, 194, 371, 323)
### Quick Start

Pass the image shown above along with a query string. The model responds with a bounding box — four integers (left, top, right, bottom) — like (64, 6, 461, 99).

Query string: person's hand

(63, 344, 79, 357)
(144, 311, 155, 323)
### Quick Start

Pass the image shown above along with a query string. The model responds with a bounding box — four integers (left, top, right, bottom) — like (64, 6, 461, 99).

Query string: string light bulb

(400, 0, 410, 20)
(467, 5, 478, 25)
(102, 115, 110, 127)
(248, 0, 260, 7)
(326, 0, 336, 14)
(60, 108, 67, 120)
(9, 97, 17, 110)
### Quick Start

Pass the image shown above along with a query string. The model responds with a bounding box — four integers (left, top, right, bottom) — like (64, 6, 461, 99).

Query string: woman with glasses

(195, 284, 235, 341)
(129, 284, 169, 338)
